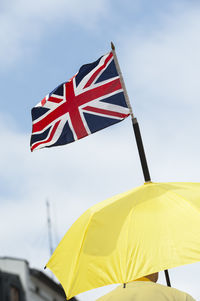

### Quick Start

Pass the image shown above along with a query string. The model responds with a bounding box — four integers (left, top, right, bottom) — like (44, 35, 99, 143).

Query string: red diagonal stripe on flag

(76, 78, 122, 106)
(31, 120, 60, 151)
(48, 96, 64, 103)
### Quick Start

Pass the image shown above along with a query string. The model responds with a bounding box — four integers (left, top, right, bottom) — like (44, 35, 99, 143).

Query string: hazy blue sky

(0, 0, 200, 300)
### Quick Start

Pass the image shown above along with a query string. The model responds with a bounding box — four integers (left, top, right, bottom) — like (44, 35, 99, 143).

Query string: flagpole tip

(111, 41, 115, 51)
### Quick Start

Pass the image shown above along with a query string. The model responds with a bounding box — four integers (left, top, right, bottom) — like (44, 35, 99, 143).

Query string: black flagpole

(111, 42, 171, 287)
(131, 117, 151, 182)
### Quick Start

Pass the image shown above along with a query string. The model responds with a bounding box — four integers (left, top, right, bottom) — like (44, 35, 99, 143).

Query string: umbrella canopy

(46, 182, 200, 299)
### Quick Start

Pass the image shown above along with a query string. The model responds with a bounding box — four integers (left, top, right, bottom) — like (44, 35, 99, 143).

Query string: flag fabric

(30, 51, 130, 151)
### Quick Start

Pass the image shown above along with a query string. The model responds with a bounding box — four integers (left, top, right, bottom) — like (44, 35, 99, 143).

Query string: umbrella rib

(68, 212, 94, 293)
(159, 184, 200, 213)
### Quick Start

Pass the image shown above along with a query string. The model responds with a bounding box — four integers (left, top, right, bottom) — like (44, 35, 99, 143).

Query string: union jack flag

(30, 51, 130, 151)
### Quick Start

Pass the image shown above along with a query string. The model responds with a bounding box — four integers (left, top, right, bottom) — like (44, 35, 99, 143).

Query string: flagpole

(111, 42, 171, 287)
(111, 42, 151, 183)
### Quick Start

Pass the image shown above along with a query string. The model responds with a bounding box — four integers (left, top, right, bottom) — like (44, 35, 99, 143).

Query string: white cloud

(0, 0, 109, 68)
(120, 4, 200, 107)
(9, 0, 109, 24)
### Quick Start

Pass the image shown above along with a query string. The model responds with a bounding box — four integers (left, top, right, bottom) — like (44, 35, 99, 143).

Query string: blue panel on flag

(75, 57, 102, 86)
(100, 92, 127, 107)
(31, 107, 50, 121)
(95, 60, 118, 83)
(51, 121, 74, 146)
(83, 112, 120, 133)
(50, 83, 64, 96)
(30, 127, 50, 145)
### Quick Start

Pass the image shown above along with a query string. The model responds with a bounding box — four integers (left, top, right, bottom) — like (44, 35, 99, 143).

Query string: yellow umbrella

(46, 182, 200, 299)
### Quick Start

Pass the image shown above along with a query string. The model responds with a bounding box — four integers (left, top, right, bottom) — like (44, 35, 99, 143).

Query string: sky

(0, 0, 200, 300)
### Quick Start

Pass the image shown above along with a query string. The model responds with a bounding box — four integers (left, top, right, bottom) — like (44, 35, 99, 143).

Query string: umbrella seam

(67, 211, 94, 296)
(158, 184, 200, 267)
(159, 183, 200, 214)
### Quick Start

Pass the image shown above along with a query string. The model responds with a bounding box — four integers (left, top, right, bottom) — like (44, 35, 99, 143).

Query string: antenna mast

(46, 200, 54, 256)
